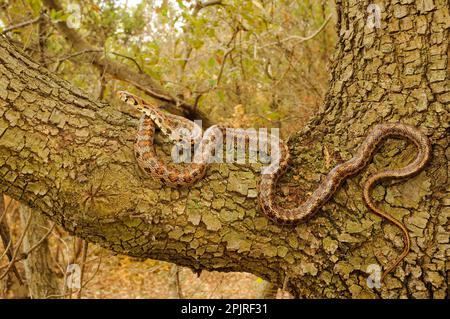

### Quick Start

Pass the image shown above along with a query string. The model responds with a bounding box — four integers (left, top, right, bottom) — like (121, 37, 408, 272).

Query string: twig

(0, 222, 56, 267)
(176, 266, 183, 298)
(68, 237, 83, 265)
(49, 226, 71, 268)
(110, 52, 144, 74)
(215, 47, 234, 87)
(0, 196, 23, 284)
(52, 49, 103, 64)
(80, 252, 102, 287)
(169, 264, 184, 298)
(181, 0, 224, 71)
(0, 235, 12, 261)
(192, 28, 239, 103)
(0, 195, 14, 224)
(1, 15, 44, 35)
(0, 197, 12, 261)
(22, 223, 55, 256)
(76, 241, 88, 299)
(0, 212, 32, 281)
(280, 274, 289, 299)
(46, 251, 103, 299)
(259, 15, 332, 49)
(193, 0, 223, 14)
(42, 0, 211, 124)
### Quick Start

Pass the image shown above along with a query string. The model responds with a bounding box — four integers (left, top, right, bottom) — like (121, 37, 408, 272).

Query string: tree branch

(0, 36, 306, 295)
(180, 0, 224, 72)
(0, 210, 31, 282)
(41, 0, 212, 126)
(109, 52, 144, 74)
(193, 0, 223, 14)
(259, 14, 332, 49)
(1, 15, 44, 35)
(0, 196, 23, 284)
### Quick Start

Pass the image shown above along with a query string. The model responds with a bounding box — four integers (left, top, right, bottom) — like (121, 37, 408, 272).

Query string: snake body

(117, 91, 432, 281)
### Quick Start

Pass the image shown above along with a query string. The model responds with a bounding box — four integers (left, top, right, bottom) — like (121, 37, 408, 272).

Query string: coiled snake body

(117, 91, 432, 281)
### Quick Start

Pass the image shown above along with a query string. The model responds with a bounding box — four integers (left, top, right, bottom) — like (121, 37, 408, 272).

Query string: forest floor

(80, 246, 290, 299)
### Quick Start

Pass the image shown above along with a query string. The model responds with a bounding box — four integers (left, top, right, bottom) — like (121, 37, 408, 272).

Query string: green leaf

(190, 38, 204, 50)
(49, 9, 65, 22)
(208, 57, 216, 67)
(176, 0, 186, 9)
(27, 0, 42, 15)
(267, 111, 280, 121)
(216, 90, 225, 101)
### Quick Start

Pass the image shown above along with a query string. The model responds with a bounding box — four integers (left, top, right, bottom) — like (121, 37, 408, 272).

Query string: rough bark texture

(0, 0, 448, 298)
(19, 204, 60, 298)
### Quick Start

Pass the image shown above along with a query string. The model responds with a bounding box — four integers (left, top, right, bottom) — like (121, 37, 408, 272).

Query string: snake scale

(117, 91, 432, 282)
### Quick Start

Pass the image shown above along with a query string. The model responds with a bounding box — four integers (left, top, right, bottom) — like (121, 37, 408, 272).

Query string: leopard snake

(117, 90, 432, 282)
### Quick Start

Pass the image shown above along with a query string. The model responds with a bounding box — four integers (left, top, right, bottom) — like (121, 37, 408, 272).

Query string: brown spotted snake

(117, 90, 432, 281)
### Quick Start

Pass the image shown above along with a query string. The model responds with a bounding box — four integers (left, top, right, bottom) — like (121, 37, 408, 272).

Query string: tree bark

(19, 204, 60, 298)
(0, 0, 448, 298)
(0, 196, 27, 298)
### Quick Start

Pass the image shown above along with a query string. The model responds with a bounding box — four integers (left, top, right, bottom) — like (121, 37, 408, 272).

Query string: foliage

(0, 0, 336, 136)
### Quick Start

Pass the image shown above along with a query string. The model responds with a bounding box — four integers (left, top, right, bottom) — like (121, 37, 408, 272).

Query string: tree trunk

(0, 0, 448, 298)
(0, 195, 28, 298)
(19, 204, 60, 298)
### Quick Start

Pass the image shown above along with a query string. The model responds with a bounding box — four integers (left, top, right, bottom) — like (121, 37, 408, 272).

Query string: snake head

(116, 90, 148, 114)
(117, 90, 136, 104)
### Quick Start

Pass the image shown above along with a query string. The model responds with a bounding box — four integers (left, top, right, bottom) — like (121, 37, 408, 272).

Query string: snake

(117, 90, 432, 282)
